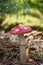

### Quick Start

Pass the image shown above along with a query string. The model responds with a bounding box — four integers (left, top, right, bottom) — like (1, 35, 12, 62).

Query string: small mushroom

(9, 24, 32, 63)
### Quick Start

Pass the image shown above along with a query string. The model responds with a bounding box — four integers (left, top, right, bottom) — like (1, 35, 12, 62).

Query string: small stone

(0, 36, 4, 39)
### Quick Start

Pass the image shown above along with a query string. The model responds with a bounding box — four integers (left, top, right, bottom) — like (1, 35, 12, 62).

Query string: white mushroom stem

(19, 34, 26, 63)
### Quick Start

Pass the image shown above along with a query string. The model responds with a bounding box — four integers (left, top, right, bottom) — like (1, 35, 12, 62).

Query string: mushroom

(9, 24, 32, 63)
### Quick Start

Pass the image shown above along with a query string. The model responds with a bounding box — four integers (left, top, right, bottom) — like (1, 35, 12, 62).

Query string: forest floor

(0, 29, 43, 65)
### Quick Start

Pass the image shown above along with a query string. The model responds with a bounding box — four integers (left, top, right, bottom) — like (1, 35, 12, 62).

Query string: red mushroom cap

(9, 24, 32, 35)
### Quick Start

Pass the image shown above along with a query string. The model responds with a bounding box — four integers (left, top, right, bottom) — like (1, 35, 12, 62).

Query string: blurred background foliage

(0, 0, 43, 31)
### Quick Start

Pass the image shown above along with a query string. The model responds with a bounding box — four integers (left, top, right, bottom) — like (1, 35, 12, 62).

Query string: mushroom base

(19, 34, 26, 63)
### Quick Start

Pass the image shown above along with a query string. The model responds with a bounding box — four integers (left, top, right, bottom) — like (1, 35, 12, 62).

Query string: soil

(0, 29, 43, 65)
